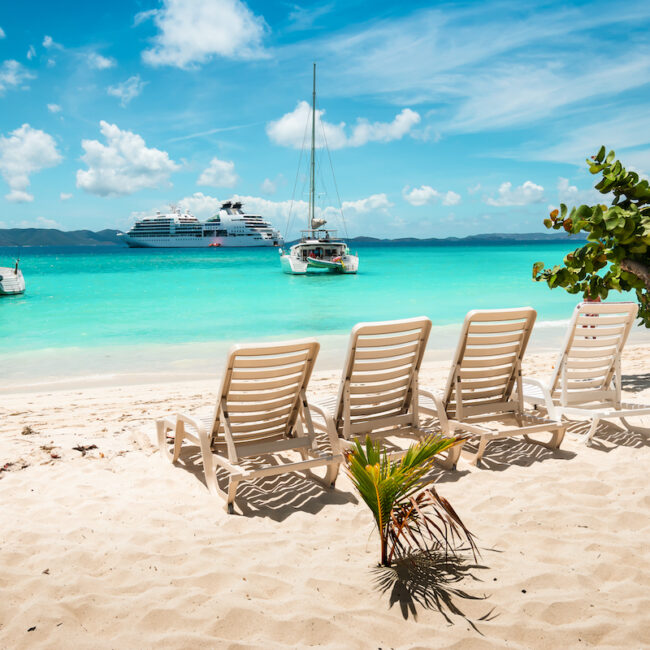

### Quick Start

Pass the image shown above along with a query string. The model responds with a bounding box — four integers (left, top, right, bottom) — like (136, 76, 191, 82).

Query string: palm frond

(344, 435, 474, 567)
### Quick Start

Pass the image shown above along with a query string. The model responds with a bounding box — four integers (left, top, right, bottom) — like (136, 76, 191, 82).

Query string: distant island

(0, 228, 124, 247)
(0, 228, 584, 247)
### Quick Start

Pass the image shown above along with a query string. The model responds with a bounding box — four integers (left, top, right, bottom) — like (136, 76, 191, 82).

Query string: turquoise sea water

(2, 241, 645, 389)
(2, 241, 590, 352)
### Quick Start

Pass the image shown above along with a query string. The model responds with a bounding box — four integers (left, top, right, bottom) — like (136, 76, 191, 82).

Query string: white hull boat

(0, 261, 25, 295)
(279, 64, 359, 275)
(280, 235, 359, 275)
(120, 201, 283, 249)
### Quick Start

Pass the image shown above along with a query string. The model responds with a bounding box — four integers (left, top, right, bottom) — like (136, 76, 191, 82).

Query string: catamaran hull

(280, 254, 358, 274)
(120, 234, 282, 248)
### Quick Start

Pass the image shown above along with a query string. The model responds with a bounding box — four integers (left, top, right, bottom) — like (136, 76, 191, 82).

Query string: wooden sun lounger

(522, 301, 650, 443)
(311, 317, 464, 470)
(156, 339, 342, 512)
(420, 308, 566, 465)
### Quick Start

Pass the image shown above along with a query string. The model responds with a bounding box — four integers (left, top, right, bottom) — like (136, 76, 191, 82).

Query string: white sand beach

(1, 346, 649, 648)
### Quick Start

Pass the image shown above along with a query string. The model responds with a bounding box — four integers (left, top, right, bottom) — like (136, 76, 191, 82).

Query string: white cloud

(286, 4, 333, 31)
(267, 101, 346, 149)
(107, 75, 147, 107)
(140, 0, 268, 68)
(47, 103, 61, 113)
(76, 121, 180, 197)
(284, 4, 650, 142)
(485, 180, 545, 207)
(27, 45, 36, 60)
(450, 58, 650, 134)
(340, 193, 392, 214)
(197, 157, 238, 188)
(60, 192, 72, 201)
(556, 177, 602, 206)
(403, 185, 460, 207)
(443, 190, 461, 206)
(36, 216, 61, 228)
(134, 9, 158, 26)
(467, 183, 481, 194)
(0, 60, 35, 94)
(0, 124, 62, 203)
(87, 52, 116, 70)
(348, 109, 421, 146)
(403, 185, 440, 206)
(267, 101, 420, 150)
(177, 192, 223, 218)
(42, 35, 62, 50)
(0, 27, 5, 39)
(174, 191, 397, 237)
(46, 58, 56, 68)
(17, 216, 62, 229)
(261, 178, 276, 194)
(524, 109, 650, 166)
(6, 191, 33, 203)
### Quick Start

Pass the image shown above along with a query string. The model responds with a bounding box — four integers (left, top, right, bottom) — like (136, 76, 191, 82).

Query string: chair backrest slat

(443, 308, 536, 419)
(550, 302, 638, 404)
(334, 317, 432, 437)
(209, 339, 319, 455)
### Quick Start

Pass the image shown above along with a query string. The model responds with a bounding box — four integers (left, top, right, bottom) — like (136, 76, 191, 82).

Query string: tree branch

(621, 258, 650, 292)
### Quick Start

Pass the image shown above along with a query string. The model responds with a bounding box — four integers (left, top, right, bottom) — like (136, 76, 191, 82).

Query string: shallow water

(1, 242, 643, 388)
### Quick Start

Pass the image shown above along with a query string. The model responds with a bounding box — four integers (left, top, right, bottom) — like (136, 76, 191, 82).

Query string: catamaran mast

(309, 62, 316, 230)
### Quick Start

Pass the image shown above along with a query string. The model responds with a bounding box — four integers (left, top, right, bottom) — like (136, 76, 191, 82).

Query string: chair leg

(584, 416, 600, 445)
(156, 418, 176, 463)
(172, 420, 185, 462)
(472, 436, 489, 466)
(323, 461, 339, 488)
(197, 434, 219, 495)
(226, 477, 240, 514)
(620, 416, 650, 437)
(436, 440, 463, 470)
(551, 425, 566, 449)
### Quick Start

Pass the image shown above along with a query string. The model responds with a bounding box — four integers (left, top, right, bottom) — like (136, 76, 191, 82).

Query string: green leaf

(595, 146, 606, 163)
(532, 261, 544, 278)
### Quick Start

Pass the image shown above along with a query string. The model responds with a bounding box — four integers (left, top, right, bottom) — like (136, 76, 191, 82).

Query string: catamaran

(279, 64, 359, 275)
(120, 201, 283, 248)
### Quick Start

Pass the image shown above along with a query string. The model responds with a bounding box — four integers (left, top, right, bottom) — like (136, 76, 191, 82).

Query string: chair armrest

(418, 388, 453, 436)
(521, 376, 558, 419)
(307, 402, 341, 453)
(176, 412, 208, 436)
(309, 401, 330, 420)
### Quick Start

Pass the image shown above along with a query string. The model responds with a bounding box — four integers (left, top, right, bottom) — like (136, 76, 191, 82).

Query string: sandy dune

(1, 347, 649, 648)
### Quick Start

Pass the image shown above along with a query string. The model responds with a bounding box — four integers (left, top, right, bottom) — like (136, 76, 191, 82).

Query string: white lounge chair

(156, 339, 342, 512)
(310, 317, 464, 470)
(522, 301, 650, 443)
(420, 308, 566, 465)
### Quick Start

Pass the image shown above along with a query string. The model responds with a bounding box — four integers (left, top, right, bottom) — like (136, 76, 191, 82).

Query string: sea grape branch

(532, 146, 650, 327)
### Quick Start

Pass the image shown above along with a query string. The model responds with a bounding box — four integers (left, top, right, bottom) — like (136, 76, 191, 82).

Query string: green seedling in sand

(533, 146, 650, 327)
(344, 436, 476, 567)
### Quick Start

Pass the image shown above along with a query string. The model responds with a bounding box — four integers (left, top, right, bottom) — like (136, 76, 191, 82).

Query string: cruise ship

(119, 201, 283, 248)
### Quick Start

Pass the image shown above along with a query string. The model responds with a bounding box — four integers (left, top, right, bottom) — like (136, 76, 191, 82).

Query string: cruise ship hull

(120, 234, 281, 248)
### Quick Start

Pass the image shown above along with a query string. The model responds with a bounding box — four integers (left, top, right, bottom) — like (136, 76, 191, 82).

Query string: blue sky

(0, 0, 649, 238)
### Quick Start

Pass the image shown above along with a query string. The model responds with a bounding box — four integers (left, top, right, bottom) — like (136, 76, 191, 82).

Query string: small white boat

(0, 260, 25, 295)
(280, 63, 359, 275)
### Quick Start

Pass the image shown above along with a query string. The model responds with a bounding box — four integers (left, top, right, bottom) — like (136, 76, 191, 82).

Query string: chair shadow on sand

(564, 418, 650, 451)
(372, 550, 497, 630)
(169, 442, 357, 520)
(420, 415, 576, 472)
(621, 373, 650, 393)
